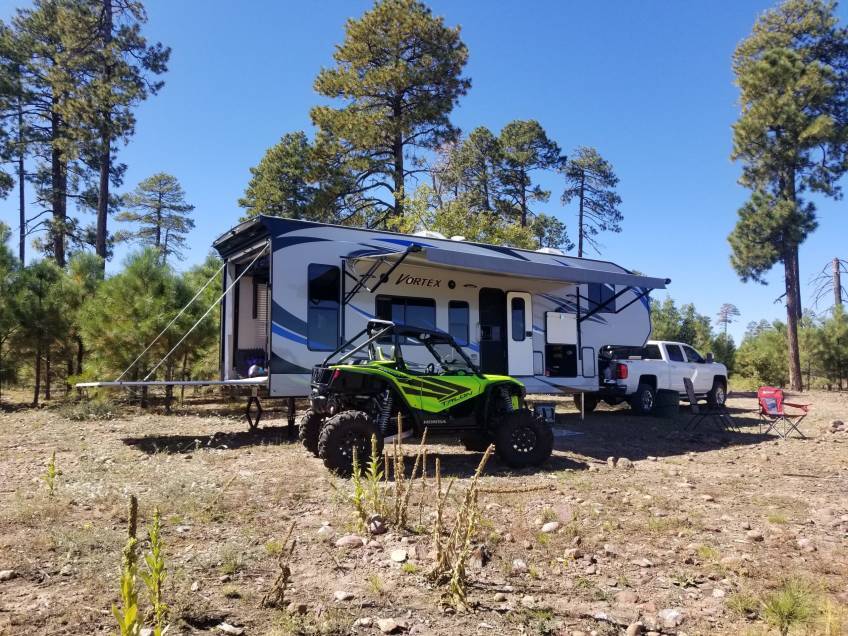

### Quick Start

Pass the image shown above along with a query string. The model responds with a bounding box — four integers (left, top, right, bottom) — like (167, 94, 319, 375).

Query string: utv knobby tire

(495, 409, 554, 469)
(298, 408, 324, 456)
(460, 432, 493, 452)
(318, 410, 382, 476)
(573, 393, 599, 413)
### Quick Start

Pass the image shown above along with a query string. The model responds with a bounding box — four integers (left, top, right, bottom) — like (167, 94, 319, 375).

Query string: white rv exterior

(213, 216, 670, 398)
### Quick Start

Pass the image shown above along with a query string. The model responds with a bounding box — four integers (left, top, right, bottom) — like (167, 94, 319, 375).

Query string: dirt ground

(1, 390, 846, 636)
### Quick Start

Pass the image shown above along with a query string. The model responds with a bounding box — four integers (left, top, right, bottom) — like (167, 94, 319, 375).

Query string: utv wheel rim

(641, 391, 653, 411)
(511, 426, 538, 454)
(340, 430, 367, 460)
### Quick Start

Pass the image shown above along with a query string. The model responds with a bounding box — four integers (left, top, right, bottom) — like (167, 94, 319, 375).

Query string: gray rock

(190, 580, 200, 592)
(625, 623, 643, 636)
(493, 592, 507, 602)
(288, 602, 308, 615)
(540, 521, 561, 533)
(741, 520, 752, 530)
(469, 545, 490, 569)
(354, 617, 374, 627)
(334, 590, 355, 601)
(377, 618, 407, 634)
(746, 529, 764, 542)
(368, 514, 387, 535)
(607, 456, 617, 467)
(390, 549, 408, 563)
(658, 608, 684, 628)
(335, 534, 366, 549)
(632, 558, 653, 568)
(520, 595, 536, 608)
(617, 457, 634, 469)
(511, 559, 528, 574)
(797, 537, 816, 552)
(59, 564, 73, 576)
(317, 525, 336, 541)
(0, 570, 16, 582)
(140, 629, 153, 636)
(216, 624, 245, 636)
(615, 590, 639, 605)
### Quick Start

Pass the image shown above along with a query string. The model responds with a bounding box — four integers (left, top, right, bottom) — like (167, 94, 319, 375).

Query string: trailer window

(375, 295, 436, 343)
(587, 283, 616, 313)
(511, 297, 526, 341)
(448, 301, 469, 346)
(307, 264, 340, 351)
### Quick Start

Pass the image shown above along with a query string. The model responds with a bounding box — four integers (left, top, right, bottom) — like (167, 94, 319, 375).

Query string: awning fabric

(352, 246, 669, 290)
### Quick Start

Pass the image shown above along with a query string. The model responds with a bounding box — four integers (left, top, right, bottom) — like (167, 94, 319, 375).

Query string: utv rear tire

(495, 409, 554, 468)
(460, 432, 493, 452)
(298, 408, 323, 456)
(630, 383, 656, 415)
(707, 379, 727, 408)
(573, 393, 599, 413)
(318, 410, 382, 476)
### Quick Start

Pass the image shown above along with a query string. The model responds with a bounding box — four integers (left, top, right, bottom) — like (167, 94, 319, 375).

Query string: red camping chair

(757, 386, 809, 439)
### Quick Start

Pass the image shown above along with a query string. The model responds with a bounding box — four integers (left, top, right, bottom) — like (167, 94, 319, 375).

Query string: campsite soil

(1, 390, 846, 636)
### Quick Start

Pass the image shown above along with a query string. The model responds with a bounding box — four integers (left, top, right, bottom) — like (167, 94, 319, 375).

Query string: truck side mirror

(706, 353, 714, 363)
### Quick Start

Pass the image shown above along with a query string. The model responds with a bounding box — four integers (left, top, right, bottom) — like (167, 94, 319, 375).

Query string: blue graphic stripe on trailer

(274, 236, 329, 249)
(272, 322, 307, 345)
(378, 238, 433, 248)
(349, 304, 375, 319)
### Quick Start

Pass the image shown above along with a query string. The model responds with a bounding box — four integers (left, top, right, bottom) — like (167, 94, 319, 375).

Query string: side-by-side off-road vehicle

(299, 320, 554, 475)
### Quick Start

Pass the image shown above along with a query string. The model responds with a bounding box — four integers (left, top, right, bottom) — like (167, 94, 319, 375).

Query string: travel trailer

(212, 216, 670, 398)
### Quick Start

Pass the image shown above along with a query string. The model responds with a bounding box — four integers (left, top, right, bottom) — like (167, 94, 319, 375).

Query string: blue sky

(2, 0, 847, 345)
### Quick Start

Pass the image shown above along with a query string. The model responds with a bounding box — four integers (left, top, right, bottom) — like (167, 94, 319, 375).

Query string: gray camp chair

(683, 377, 737, 432)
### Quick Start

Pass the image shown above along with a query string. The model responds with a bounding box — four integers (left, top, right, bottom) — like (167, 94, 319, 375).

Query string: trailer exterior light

(616, 363, 629, 380)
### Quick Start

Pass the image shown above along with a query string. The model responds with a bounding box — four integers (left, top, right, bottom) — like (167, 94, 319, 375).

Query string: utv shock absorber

(377, 389, 393, 434)
(500, 387, 515, 414)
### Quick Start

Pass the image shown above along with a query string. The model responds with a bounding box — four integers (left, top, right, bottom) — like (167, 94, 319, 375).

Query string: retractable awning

(347, 245, 670, 291)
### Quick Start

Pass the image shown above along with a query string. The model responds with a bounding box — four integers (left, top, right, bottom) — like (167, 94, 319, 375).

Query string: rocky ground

(0, 390, 846, 636)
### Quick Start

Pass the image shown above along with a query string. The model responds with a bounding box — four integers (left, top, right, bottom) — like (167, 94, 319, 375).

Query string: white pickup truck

(578, 341, 728, 415)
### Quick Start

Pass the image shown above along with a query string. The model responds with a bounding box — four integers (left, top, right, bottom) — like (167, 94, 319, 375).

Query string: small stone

(616, 590, 639, 605)
(511, 559, 528, 574)
(190, 580, 200, 592)
(390, 549, 408, 563)
(647, 456, 658, 462)
(216, 624, 245, 636)
(0, 570, 16, 582)
(625, 623, 643, 636)
(335, 534, 366, 549)
(520, 595, 536, 608)
(59, 564, 73, 576)
(603, 543, 617, 556)
(712, 587, 726, 598)
(701, 494, 715, 502)
(219, 574, 231, 583)
(633, 558, 653, 568)
(658, 608, 684, 628)
(564, 548, 582, 560)
(522, 539, 533, 550)
(140, 629, 153, 636)
(746, 529, 764, 542)
(469, 545, 490, 569)
(317, 525, 336, 540)
(288, 602, 308, 615)
(617, 457, 634, 469)
(354, 617, 374, 627)
(797, 537, 816, 552)
(741, 520, 752, 530)
(493, 592, 507, 602)
(377, 617, 406, 634)
(334, 590, 355, 601)
(540, 521, 561, 534)
(607, 456, 617, 468)
(584, 564, 597, 575)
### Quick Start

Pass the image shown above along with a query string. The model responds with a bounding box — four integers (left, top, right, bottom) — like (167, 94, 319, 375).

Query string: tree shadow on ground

(123, 424, 298, 454)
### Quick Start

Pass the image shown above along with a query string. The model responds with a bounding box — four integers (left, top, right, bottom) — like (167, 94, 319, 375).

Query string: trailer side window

(375, 295, 436, 343)
(448, 301, 469, 346)
(587, 283, 616, 313)
(511, 297, 526, 341)
(307, 264, 340, 351)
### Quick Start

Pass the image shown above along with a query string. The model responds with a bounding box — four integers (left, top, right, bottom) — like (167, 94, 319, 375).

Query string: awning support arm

(342, 245, 421, 305)
(578, 286, 653, 324)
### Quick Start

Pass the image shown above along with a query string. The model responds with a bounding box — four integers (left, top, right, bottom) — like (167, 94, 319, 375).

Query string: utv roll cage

(321, 319, 482, 376)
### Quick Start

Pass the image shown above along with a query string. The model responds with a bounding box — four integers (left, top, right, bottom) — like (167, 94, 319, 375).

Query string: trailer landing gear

(245, 387, 263, 430)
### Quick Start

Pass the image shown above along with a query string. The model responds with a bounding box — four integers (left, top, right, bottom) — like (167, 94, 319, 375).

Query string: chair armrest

(784, 402, 809, 412)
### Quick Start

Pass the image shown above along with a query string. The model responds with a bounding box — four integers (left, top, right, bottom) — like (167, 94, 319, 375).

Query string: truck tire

(630, 383, 656, 415)
(298, 408, 323, 456)
(573, 393, 599, 413)
(318, 410, 382, 476)
(495, 409, 554, 468)
(460, 432, 493, 452)
(707, 379, 727, 408)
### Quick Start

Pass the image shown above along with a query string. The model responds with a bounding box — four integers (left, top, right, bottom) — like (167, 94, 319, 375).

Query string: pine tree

(729, 0, 848, 390)
(530, 213, 572, 251)
(715, 303, 741, 340)
(0, 223, 20, 402)
(310, 0, 470, 224)
(498, 120, 564, 227)
(116, 173, 195, 264)
(561, 146, 622, 257)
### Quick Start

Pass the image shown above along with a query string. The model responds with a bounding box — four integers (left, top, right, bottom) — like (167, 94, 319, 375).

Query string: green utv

(299, 319, 554, 475)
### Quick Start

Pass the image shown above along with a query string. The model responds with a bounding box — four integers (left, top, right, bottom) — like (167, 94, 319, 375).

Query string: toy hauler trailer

(212, 216, 670, 399)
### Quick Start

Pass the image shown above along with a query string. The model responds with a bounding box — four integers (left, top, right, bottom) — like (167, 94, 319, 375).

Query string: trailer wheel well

(638, 375, 657, 390)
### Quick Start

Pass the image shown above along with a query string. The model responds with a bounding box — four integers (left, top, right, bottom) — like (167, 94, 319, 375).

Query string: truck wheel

(318, 410, 382, 476)
(630, 383, 656, 415)
(707, 379, 727, 408)
(298, 408, 323, 456)
(460, 432, 493, 452)
(495, 410, 554, 468)
(573, 393, 599, 413)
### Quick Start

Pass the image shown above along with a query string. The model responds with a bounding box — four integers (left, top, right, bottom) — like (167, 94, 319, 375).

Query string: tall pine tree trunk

(392, 103, 404, 220)
(17, 89, 25, 264)
(519, 168, 528, 226)
(95, 0, 113, 264)
(44, 349, 51, 401)
(784, 243, 803, 391)
(50, 106, 66, 267)
(577, 171, 585, 257)
(32, 343, 41, 407)
(834, 257, 842, 308)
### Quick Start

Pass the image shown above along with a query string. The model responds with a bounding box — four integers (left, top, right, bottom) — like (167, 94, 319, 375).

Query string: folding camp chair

(683, 377, 737, 432)
(757, 386, 809, 439)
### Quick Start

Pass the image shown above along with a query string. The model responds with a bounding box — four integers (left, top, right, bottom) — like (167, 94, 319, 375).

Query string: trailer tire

(460, 432, 493, 452)
(318, 410, 382, 476)
(495, 409, 554, 468)
(630, 383, 656, 415)
(573, 393, 599, 413)
(707, 379, 727, 408)
(298, 408, 323, 456)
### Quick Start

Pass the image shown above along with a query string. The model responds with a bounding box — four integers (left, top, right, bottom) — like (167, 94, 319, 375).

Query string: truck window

(448, 301, 469, 346)
(644, 344, 662, 360)
(682, 345, 704, 363)
(307, 264, 340, 351)
(665, 344, 684, 362)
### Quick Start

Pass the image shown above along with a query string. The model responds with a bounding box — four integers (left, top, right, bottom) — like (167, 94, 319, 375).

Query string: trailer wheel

(298, 409, 324, 456)
(460, 432, 493, 452)
(495, 409, 553, 468)
(573, 393, 599, 413)
(318, 410, 382, 476)
(630, 383, 656, 415)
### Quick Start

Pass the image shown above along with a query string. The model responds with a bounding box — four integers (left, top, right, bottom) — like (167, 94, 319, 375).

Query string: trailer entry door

(507, 292, 533, 376)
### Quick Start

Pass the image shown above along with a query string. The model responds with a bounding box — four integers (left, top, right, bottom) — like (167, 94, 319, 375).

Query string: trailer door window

(448, 301, 469, 346)
(307, 264, 340, 351)
(511, 297, 526, 341)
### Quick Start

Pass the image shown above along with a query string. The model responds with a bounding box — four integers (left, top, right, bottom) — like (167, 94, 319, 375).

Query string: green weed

(43, 450, 59, 496)
(762, 578, 815, 636)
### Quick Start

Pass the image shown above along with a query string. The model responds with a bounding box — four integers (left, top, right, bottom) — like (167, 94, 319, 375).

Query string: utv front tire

(298, 408, 324, 456)
(318, 410, 382, 476)
(495, 409, 554, 469)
